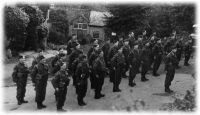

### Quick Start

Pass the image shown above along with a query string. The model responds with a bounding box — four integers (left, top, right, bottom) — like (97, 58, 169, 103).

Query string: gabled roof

(89, 11, 111, 27)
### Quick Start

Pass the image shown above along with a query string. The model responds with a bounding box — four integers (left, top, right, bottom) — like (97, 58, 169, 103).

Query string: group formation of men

(12, 31, 194, 111)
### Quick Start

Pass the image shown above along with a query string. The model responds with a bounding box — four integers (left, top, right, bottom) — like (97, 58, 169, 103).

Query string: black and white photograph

(1, 0, 197, 113)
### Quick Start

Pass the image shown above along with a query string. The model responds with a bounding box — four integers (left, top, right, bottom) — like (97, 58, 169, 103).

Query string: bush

(48, 30, 68, 45)
(4, 6, 29, 51)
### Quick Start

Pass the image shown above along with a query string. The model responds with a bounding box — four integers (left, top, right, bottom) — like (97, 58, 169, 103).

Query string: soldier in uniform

(68, 43, 83, 85)
(149, 36, 156, 69)
(31, 58, 49, 109)
(175, 38, 183, 68)
(51, 64, 70, 111)
(122, 39, 130, 78)
(67, 34, 78, 55)
(75, 55, 90, 106)
(51, 50, 65, 74)
(88, 44, 100, 89)
(128, 31, 136, 49)
(12, 56, 29, 105)
(128, 44, 140, 87)
(140, 42, 151, 82)
(108, 41, 119, 82)
(93, 50, 108, 99)
(101, 39, 111, 67)
(30, 51, 45, 70)
(164, 46, 178, 93)
(111, 47, 125, 92)
(152, 39, 163, 76)
(87, 39, 98, 59)
(184, 40, 193, 66)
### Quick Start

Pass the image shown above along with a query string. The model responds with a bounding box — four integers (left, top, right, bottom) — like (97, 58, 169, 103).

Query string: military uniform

(12, 61, 29, 105)
(149, 39, 156, 68)
(128, 48, 140, 87)
(111, 51, 125, 92)
(68, 48, 83, 84)
(51, 57, 63, 74)
(88, 49, 99, 89)
(152, 42, 163, 76)
(128, 36, 135, 48)
(140, 45, 150, 82)
(67, 40, 78, 55)
(164, 50, 178, 93)
(108, 45, 119, 82)
(31, 61, 49, 109)
(75, 60, 90, 106)
(101, 41, 110, 67)
(93, 55, 107, 99)
(122, 44, 130, 78)
(175, 40, 183, 68)
(51, 69, 70, 111)
(184, 41, 192, 66)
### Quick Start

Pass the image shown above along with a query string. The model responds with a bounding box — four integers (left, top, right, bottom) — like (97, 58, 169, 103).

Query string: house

(49, 5, 111, 43)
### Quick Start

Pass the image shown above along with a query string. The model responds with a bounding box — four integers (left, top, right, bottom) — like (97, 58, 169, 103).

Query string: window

(93, 31, 100, 38)
(73, 23, 78, 29)
(82, 24, 88, 29)
(73, 23, 87, 30)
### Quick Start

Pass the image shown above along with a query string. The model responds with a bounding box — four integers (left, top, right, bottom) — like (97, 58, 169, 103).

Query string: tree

(21, 5, 45, 51)
(4, 6, 29, 51)
(105, 4, 150, 37)
(48, 9, 69, 44)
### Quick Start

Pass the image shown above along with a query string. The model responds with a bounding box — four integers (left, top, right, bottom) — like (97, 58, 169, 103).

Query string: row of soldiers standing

(12, 31, 193, 111)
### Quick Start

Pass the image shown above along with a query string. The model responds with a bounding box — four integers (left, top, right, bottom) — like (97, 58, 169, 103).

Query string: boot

(18, 101, 22, 105)
(57, 108, 67, 112)
(141, 77, 149, 82)
(37, 103, 43, 109)
(99, 93, 105, 97)
(165, 87, 174, 93)
(40, 103, 47, 108)
(21, 99, 28, 103)
(129, 82, 136, 87)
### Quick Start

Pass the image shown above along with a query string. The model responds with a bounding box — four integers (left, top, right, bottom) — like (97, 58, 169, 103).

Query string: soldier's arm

(51, 73, 60, 89)
(12, 65, 18, 82)
(31, 66, 38, 84)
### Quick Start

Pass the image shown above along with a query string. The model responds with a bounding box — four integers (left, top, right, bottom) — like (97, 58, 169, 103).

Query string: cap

(19, 55, 26, 61)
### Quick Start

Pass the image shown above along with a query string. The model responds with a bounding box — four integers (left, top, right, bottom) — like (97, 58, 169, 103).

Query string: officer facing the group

(75, 55, 90, 106)
(164, 46, 178, 93)
(111, 47, 125, 92)
(93, 50, 108, 99)
(51, 64, 70, 111)
(31, 58, 49, 109)
(12, 56, 29, 105)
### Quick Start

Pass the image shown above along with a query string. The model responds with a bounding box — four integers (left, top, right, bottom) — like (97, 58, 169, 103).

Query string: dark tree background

(48, 9, 69, 45)
(106, 4, 195, 38)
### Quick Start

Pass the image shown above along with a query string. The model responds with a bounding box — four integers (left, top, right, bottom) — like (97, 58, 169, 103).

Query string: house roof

(89, 11, 111, 27)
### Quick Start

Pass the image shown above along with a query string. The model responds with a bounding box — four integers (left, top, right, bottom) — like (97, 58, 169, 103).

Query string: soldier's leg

(184, 53, 191, 65)
(94, 77, 101, 99)
(109, 67, 114, 82)
(21, 82, 28, 103)
(164, 69, 174, 93)
(90, 70, 96, 89)
(153, 57, 161, 76)
(16, 82, 22, 105)
(129, 67, 136, 87)
(141, 63, 149, 82)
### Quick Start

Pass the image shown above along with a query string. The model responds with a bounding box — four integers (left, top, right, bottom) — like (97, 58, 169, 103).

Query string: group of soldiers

(12, 31, 194, 111)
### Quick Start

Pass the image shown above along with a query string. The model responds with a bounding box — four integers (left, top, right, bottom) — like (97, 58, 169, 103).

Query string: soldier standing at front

(152, 39, 163, 76)
(12, 56, 29, 105)
(31, 58, 49, 109)
(93, 50, 108, 99)
(75, 55, 90, 106)
(51, 64, 70, 111)
(164, 46, 178, 93)
(111, 47, 125, 92)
